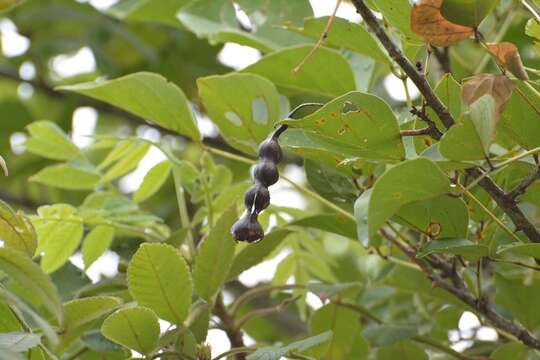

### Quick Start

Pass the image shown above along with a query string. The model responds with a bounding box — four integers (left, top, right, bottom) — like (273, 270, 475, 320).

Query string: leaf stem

(212, 347, 257, 360)
(173, 168, 196, 257)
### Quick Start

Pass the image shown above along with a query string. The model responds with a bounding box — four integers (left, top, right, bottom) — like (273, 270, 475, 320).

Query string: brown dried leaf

(411, 0, 474, 47)
(487, 42, 529, 81)
(461, 74, 514, 115)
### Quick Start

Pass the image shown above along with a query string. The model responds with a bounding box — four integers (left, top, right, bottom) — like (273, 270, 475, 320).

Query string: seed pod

(244, 184, 270, 214)
(231, 213, 264, 243)
(258, 138, 282, 164)
(253, 160, 279, 187)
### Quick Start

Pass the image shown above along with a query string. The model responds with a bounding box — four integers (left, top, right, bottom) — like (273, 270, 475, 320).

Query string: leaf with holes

(198, 73, 281, 155)
(411, 0, 473, 47)
(243, 45, 355, 98)
(282, 92, 405, 162)
(127, 243, 192, 324)
(193, 206, 237, 301)
(368, 158, 451, 239)
(58, 72, 201, 141)
(101, 307, 159, 355)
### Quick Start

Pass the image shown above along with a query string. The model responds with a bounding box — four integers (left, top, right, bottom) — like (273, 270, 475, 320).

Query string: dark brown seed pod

(230, 213, 264, 243)
(253, 160, 279, 187)
(244, 184, 270, 214)
(258, 138, 282, 164)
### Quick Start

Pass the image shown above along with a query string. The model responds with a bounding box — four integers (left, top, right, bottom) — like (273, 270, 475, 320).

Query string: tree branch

(350, 0, 540, 246)
(507, 163, 540, 200)
(213, 295, 247, 360)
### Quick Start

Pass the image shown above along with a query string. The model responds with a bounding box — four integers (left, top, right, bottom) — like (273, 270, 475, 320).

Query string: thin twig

(507, 164, 540, 199)
(400, 128, 432, 137)
(234, 295, 301, 330)
(292, 0, 343, 74)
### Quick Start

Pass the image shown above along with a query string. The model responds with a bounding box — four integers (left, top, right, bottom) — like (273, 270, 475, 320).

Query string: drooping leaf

(309, 304, 360, 359)
(25, 121, 80, 161)
(193, 206, 237, 301)
(440, 0, 499, 27)
(247, 331, 332, 360)
(101, 307, 160, 355)
(368, 158, 451, 239)
(228, 230, 290, 279)
(282, 92, 405, 162)
(0, 248, 63, 323)
(501, 80, 540, 149)
(33, 204, 84, 273)
(0, 332, 41, 352)
(29, 163, 100, 190)
(198, 73, 281, 154)
(127, 243, 192, 324)
(82, 225, 115, 269)
(133, 160, 171, 203)
(178, 0, 312, 52)
(487, 42, 529, 80)
(63, 296, 122, 331)
(287, 16, 390, 64)
(411, 0, 473, 47)
(377, 341, 428, 360)
(417, 239, 488, 259)
(461, 74, 514, 115)
(0, 200, 37, 257)
(243, 45, 355, 98)
(58, 72, 201, 141)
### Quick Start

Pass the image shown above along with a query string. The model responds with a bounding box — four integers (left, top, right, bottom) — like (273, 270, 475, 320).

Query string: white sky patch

(207, 329, 231, 358)
(119, 145, 167, 193)
(70, 250, 119, 283)
(72, 107, 98, 148)
(10, 132, 27, 155)
(194, 108, 219, 138)
(19, 61, 36, 80)
(218, 43, 261, 70)
(0, 240, 4, 247)
(17, 83, 34, 100)
(0, 19, 30, 58)
(476, 327, 498, 341)
(384, 74, 421, 102)
(51, 47, 96, 78)
(239, 249, 290, 287)
(306, 292, 324, 310)
(76, 0, 119, 10)
(309, 0, 361, 22)
(270, 165, 307, 210)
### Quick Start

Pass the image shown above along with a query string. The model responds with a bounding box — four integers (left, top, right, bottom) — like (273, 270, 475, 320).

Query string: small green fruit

(440, 0, 499, 27)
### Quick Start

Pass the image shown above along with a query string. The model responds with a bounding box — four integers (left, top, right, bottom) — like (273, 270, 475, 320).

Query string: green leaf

(496, 243, 540, 258)
(371, 0, 421, 43)
(25, 121, 80, 161)
(58, 72, 201, 141)
(395, 195, 469, 239)
(282, 92, 405, 161)
(0, 248, 63, 323)
(34, 204, 84, 273)
(133, 160, 171, 203)
(289, 214, 357, 239)
(243, 45, 355, 98)
(417, 239, 488, 259)
(0, 199, 37, 257)
(193, 206, 237, 301)
(101, 307, 159, 355)
(127, 243, 192, 324)
(30, 163, 100, 190)
(309, 304, 360, 359)
(178, 0, 312, 52)
(307, 283, 362, 300)
(287, 17, 390, 64)
(424, 74, 462, 135)
(247, 331, 332, 360)
(227, 230, 290, 280)
(0, 333, 40, 352)
(501, 81, 540, 149)
(440, 0, 498, 27)
(495, 274, 540, 329)
(304, 160, 358, 205)
(469, 95, 498, 154)
(526, 19, 540, 40)
(363, 325, 417, 347)
(108, 0, 189, 26)
(491, 342, 529, 360)
(354, 188, 372, 247)
(100, 142, 150, 183)
(439, 114, 486, 161)
(368, 158, 451, 239)
(82, 225, 115, 269)
(377, 341, 428, 360)
(63, 296, 122, 331)
(198, 73, 281, 154)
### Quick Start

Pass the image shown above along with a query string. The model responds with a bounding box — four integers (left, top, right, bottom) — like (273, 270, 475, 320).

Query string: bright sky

(0, 0, 492, 356)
